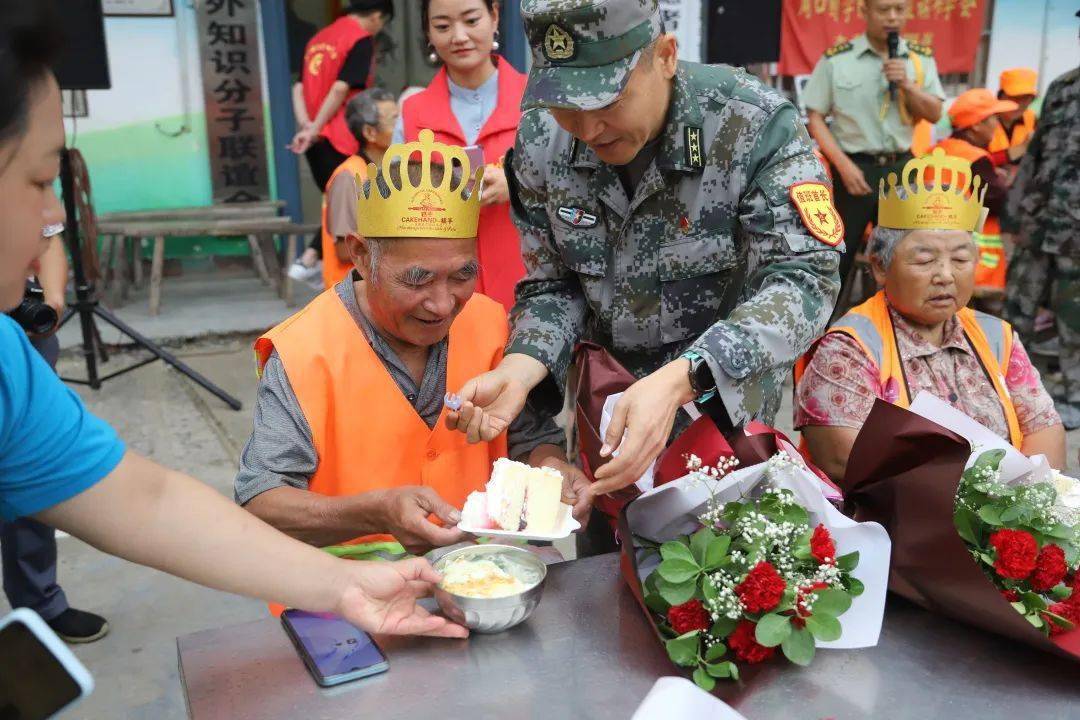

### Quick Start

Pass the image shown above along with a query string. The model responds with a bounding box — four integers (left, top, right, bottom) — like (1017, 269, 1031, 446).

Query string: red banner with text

(778, 0, 987, 76)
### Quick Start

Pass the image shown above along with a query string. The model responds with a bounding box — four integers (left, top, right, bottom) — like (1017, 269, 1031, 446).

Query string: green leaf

(690, 527, 714, 565)
(977, 505, 1003, 526)
(710, 616, 738, 638)
(657, 558, 701, 584)
(706, 661, 735, 678)
(805, 614, 842, 642)
(704, 535, 731, 569)
(1010, 601, 1028, 614)
(846, 577, 865, 597)
(1042, 611, 1076, 632)
(705, 642, 727, 662)
(1025, 613, 1045, 629)
(754, 613, 793, 647)
(781, 626, 816, 666)
(644, 591, 670, 615)
(1022, 592, 1048, 611)
(836, 551, 860, 572)
(1000, 504, 1028, 523)
(702, 575, 719, 603)
(783, 504, 810, 526)
(657, 575, 697, 606)
(810, 589, 853, 618)
(973, 448, 1006, 472)
(953, 505, 981, 545)
(665, 632, 700, 667)
(693, 667, 716, 692)
(660, 541, 697, 565)
(1050, 584, 1072, 601)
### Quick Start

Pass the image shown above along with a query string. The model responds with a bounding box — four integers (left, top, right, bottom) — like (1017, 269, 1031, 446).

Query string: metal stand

(55, 148, 242, 411)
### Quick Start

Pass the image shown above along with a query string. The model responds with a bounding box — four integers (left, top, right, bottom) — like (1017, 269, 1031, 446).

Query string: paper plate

(457, 502, 580, 541)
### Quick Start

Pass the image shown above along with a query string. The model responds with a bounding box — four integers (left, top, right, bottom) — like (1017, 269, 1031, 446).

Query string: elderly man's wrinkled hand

(445, 368, 529, 443)
(377, 486, 468, 554)
(336, 558, 469, 638)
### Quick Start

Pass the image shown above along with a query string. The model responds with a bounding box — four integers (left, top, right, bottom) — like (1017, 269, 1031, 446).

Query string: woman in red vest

(392, 0, 527, 311)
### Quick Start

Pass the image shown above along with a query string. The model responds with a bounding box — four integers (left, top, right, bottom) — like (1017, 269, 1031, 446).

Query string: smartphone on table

(281, 609, 389, 688)
(0, 607, 95, 719)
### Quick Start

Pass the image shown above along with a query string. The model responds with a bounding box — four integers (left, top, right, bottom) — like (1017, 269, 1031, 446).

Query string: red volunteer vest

(302, 17, 374, 156)
(401, 57, 527, 312)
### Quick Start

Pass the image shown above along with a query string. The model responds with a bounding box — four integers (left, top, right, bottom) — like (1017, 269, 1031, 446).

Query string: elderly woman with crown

(794, 149, 1066, 482)
(233, 131, 589, 612)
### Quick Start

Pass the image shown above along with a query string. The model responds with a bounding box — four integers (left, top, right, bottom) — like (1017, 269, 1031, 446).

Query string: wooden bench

(97, 216, 319, 315)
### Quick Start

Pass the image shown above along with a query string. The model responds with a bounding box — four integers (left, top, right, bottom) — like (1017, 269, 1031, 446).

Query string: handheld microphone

(887, 31, 900, 100)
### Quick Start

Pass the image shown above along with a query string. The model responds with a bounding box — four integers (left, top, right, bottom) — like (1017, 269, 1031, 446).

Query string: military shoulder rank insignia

(557, 206, 598, 228)
(684, 126, 704, 168)
(789, 182, 844, 247)
(824, 41, 853, 58)
(543, 24, 575, 62)
(908, 42, 933, 56)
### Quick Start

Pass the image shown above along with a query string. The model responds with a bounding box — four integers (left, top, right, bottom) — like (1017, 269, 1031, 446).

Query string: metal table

(177, 553, 1079, 719)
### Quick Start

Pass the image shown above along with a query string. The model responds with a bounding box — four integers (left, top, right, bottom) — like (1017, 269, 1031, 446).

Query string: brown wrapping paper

(841, 399, 1080, 660)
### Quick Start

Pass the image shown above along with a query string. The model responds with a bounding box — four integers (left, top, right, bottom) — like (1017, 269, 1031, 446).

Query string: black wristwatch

(680, 350, 717, 401)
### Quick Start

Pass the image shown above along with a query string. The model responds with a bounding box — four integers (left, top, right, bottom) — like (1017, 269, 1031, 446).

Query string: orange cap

(999, 67, 1038, 97)
(948, 88, 1019, 130)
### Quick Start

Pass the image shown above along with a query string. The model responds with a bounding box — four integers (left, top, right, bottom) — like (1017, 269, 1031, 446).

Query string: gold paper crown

(356, 129, 483, 239)
(878, 148, 987, 232)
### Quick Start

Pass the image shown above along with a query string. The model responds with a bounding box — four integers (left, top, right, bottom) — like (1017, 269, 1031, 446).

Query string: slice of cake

(459, 459, 566, 534)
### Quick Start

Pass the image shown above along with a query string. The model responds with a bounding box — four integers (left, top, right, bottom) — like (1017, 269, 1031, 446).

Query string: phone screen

(282, 611, 387, 684)
(0, 620, 82, 720)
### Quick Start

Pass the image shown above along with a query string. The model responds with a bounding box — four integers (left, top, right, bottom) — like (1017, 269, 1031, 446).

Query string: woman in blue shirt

(0, 2, 466, 641)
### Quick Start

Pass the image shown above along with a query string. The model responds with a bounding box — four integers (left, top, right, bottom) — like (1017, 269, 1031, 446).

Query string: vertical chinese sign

(778, 0, 987, 76)
(197, 0, 270, 203)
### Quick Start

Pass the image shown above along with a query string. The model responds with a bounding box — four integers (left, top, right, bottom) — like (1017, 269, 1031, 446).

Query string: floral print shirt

(795, 306, 1060, 441)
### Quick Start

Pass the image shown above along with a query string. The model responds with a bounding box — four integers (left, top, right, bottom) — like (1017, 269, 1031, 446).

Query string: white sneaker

(288, 260, 324, 290)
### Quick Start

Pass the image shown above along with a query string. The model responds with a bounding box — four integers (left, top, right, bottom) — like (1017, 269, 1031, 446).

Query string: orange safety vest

(320, 154, 368, 289)
(794, 290, 1022, 449)
(254, 288, 510, 614)
(930, 137, 1005, 290)
(988, 109, 1036, 155)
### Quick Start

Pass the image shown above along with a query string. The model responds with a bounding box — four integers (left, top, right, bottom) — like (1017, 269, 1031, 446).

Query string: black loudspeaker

(706, 0, 782, 67)
(52, 0, 111, 90)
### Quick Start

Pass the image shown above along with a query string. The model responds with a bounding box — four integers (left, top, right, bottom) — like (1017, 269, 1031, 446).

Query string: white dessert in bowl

(433, 544, 547, 633)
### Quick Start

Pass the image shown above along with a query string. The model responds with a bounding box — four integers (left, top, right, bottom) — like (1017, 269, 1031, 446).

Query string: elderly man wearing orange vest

(929, 89, 1020, 293)
(989, 68, 1039, 167)
(236, 131, 588, 571)
(794, 149, 1066, 482)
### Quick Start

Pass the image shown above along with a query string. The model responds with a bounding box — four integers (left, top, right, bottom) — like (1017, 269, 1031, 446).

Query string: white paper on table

(626, 458, 891, 648)
(908, 391, 1034, 481)
(631, 677, 747, 720)
(598, 392, 701, 492)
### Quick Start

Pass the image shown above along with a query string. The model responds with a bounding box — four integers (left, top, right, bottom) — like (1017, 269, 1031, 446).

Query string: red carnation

(727, 620, 775, 664)
(988, 529, 1038, 580)
(736, 561, 787, 614)
(1001, 589, 1020, 603)
(1044, 601, 1080, 637)
(1030, 544, 1068, 592)
(666, 599, 712, 635)
(810, 524, 837, 563)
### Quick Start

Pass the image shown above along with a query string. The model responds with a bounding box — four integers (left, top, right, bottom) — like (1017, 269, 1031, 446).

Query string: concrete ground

(3, 271, 1078, 718)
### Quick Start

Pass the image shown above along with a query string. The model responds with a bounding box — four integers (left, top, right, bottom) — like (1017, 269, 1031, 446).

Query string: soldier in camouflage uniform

(446, 0, 842, 493)
(1002, 56, 1080, 429)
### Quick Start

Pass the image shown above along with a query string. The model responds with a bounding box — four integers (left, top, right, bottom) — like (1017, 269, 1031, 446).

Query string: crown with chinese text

(356, 130, 482, 239)
(878, 148, 987, 232)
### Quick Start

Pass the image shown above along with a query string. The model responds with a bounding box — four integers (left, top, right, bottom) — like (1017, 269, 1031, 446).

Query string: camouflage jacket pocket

(658, 231, 738, 345)
(555, 224, 611, 319)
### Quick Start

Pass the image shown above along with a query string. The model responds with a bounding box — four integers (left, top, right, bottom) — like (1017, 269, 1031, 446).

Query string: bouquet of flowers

(842, 397, 1080, 659)
(623, 448, 890, 692)
(955, 449, 1080, 636)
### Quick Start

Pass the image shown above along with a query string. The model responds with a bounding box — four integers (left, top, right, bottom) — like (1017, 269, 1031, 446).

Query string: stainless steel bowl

(433, 544, 546, 634)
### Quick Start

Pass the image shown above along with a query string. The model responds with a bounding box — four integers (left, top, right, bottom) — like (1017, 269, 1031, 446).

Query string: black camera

(7, 280, 58, 335)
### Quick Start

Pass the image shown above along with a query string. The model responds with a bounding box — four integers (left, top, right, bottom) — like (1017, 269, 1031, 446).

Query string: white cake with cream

(460, 459, 565, 534)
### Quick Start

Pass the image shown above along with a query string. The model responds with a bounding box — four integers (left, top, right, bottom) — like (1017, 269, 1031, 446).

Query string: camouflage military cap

(520, 0, 663, 111)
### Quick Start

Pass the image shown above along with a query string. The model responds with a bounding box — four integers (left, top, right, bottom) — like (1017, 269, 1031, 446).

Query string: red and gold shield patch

(789, 181, 845, 247)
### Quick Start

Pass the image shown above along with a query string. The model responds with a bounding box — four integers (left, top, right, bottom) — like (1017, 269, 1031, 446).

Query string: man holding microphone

(803, 0, 945, 299)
